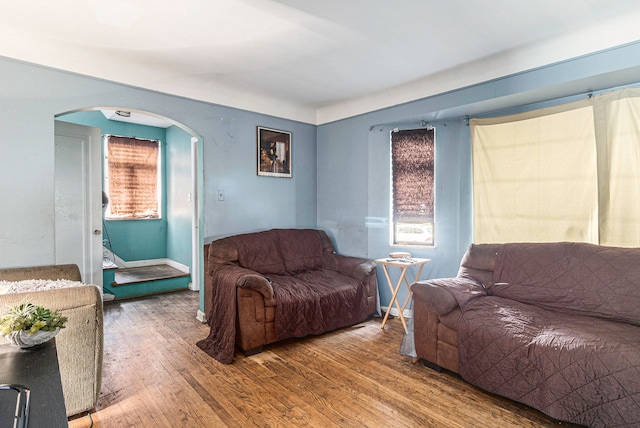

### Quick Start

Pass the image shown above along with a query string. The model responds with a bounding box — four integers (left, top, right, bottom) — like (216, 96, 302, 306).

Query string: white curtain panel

(471, 99, 597, 244)
(470, 88, 640, 246)
(594, 88, 640, 247)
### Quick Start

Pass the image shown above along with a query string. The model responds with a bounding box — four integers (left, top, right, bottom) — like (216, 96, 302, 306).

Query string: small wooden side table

(376, 257, 431, 332)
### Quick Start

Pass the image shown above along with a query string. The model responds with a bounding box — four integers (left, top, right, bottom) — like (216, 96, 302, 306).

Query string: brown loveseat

(412, 242, 640, 427)
(197, 228, 377, 364)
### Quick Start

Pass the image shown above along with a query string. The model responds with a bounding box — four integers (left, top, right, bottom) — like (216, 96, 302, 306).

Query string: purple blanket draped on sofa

(196, 265, 242, 364)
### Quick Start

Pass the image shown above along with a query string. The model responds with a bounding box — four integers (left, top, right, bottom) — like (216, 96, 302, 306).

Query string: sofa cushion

(229, 229, 286, 275)
(207, 237, 240, 266)
(0, 279, 84, 294)
(458, 296, 640, 427)
(457, 243, 500, 287)
(276, 229, 324, 274)
(491, 242, 640, 325)
(270, 269, 370, 339)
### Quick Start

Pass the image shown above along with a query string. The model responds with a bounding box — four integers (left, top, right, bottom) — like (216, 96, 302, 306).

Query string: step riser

(104, 269, 190, 300)
(105, 277, 190, 300)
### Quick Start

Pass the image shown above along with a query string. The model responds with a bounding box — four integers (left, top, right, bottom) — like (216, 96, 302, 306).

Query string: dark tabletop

(0, 339, 67, 427)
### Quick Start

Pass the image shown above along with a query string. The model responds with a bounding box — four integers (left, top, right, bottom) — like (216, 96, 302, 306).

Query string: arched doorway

(54, 107, 203, 303)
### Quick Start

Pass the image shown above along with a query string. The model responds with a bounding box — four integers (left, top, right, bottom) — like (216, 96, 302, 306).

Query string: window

(470, 87, 640, 247)
(391, 128, 435, 246)
(104, 135, 161, 219)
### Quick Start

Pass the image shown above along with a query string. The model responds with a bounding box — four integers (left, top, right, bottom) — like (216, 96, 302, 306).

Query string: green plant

(0, 302, 67, 336)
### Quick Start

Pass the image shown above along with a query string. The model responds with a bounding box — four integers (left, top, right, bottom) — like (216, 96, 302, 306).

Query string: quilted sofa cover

(412, 242, 640, 427)
(198, 228, 377, 363)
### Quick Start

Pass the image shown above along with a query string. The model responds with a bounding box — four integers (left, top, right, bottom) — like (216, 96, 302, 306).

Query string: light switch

(217, 189, 224, 201)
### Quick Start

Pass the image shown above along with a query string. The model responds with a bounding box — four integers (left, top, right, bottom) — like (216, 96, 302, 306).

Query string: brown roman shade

(106, 135, 160, 219)
(391, 128, 435, 224)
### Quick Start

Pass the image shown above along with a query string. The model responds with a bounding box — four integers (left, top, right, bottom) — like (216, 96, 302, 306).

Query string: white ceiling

(2, 0, 640, 124)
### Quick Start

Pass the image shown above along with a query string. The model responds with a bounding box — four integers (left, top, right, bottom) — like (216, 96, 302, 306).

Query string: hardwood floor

(69, 290, 577, 428)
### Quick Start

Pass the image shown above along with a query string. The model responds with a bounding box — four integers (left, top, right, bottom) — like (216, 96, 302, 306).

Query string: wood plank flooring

(69, 291, 579, 428)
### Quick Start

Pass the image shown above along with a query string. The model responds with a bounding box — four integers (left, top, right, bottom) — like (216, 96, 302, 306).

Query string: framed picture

(257, 126, 292, 178)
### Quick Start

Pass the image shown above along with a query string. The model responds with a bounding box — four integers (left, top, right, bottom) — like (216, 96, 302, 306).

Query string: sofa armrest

(237, 274, 276, 306)
(212, 264, 275, 306)
(412, 281, 459, 316)
(322, 253, 376, 282)
(412, 276, 487, 315)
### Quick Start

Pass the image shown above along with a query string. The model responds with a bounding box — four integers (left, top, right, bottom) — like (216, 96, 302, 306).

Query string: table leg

(394, 268, 410, 332)
(380, 265, 395, 329)
(381, 265, 409, 332)
(399, 263, 426, 315)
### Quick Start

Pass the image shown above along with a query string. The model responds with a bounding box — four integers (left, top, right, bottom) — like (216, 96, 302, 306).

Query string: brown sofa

(0, 264, 103, 417)
(412, 242, 640, 427)
(197, 228, 377, 364)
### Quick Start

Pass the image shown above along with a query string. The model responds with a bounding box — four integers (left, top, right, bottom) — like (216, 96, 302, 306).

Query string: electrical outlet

(217, 189, 225, 201)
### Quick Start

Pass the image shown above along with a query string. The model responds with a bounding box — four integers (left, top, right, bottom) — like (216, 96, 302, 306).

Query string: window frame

(389, 127, 436, 247)
(103, 134, 163, 221)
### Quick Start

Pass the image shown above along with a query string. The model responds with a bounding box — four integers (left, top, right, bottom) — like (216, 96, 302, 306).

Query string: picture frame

(257, 126, 292, 178)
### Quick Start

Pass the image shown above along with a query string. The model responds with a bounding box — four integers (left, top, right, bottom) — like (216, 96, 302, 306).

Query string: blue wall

(202, 111, 318, 241)
(3, 40, 640, 315)
(317, 41, 640, 309)
(0, 56, 317, 314)
(317, 115, 472, 312)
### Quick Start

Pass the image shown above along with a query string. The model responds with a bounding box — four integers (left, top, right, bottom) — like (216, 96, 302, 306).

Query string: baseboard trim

(196, 310, 207, 323)
(380, 306, 413, 318)
(104, 247, 189, 274)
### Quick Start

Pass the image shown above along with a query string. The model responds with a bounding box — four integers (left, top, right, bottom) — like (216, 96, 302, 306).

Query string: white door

(54, 121, 103, 287)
